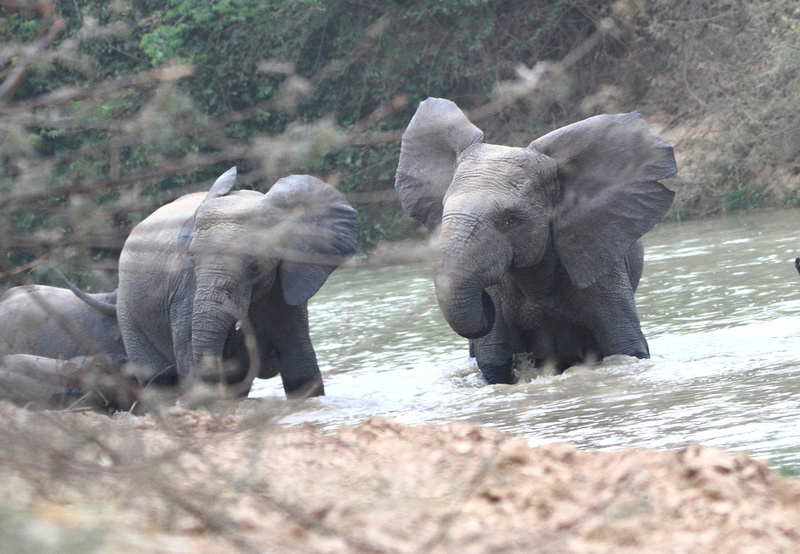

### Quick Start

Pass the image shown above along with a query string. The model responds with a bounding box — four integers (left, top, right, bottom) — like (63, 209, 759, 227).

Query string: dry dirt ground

(1, 399, 799, 553)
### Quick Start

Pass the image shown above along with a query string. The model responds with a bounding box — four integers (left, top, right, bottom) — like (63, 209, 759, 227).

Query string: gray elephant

(395, 98, 677, 384)
(0, 353, 131, 412)
(0, 283, 125, 361)
(117, 167, 358, 399)
(0, 281, 130, 411)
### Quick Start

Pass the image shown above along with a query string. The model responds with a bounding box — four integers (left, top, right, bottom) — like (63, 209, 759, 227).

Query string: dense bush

(2, 0, 800, 286)
(633, 0, 800, 217)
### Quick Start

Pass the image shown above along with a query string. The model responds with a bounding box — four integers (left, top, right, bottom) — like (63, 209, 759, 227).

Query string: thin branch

(0, 19, 65, 102)
(0, 253, 51, 279)
(467, 17, 615, 123)
(0, 64, 195, 115)
(311, 12, 393, 87)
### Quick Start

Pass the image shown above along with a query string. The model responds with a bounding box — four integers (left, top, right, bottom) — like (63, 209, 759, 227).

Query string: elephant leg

(592, 300, 649, 359)
(0, 354, 75, 406)
(273, 305, 324, 398)
(0, 354, 130, 411)
(121, 322, 177, 388)
(473, 313, 514, 385)
(170, 305, 195, 387)
(577, 271, 649, 359)
(250, 290, 324, 399)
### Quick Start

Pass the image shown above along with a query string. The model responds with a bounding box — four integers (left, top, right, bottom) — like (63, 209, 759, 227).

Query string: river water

(251, 208, 800, 475)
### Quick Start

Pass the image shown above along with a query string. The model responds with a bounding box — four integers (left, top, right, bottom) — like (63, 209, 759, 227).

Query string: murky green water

(251, 208, 800, 474)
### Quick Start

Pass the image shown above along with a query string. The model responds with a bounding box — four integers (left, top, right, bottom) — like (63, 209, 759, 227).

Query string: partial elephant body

(0, 284, 130, 411)
(396, 98, 678, 384)
(0, 353, 130, 411)
(117, 168, 358, 400)
(0, 284, 125, 361)
(118, 191, 208, 382)
(480, 241, 646, 381)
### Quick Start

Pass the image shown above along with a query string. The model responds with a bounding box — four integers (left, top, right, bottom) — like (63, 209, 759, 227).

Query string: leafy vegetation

(2, 0, 800, 285)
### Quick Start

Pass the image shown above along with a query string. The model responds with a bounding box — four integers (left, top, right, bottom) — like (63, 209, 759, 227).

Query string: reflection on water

(251, 208, 800, 474)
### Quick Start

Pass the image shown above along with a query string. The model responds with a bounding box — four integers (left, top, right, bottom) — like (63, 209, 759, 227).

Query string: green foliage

(9, 0, 800, 273)
(139, 22, 188, 66)
(725, 185, 771, 212)
(3, 0, 618, 270)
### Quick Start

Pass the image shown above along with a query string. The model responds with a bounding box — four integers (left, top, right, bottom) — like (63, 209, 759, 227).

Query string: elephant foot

(283, 375, 325, 399)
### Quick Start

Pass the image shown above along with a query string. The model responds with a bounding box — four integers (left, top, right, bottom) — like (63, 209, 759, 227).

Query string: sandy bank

(0, 400, 798, 553)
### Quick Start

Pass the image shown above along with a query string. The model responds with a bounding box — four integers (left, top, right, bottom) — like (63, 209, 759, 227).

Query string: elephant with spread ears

(117, 167, 358, 400)
(395, 98, 678, 384)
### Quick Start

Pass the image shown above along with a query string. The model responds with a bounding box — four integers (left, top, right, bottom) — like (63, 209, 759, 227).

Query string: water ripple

(250, 208, 800, 475)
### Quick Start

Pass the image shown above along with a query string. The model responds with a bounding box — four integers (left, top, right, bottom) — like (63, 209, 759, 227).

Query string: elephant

(0, 281, 131, 411)
(0, 353, 132, 412)
(0, 283, 125, 361)
(116, 167, 358, 400)
(395, 98, 678, 384)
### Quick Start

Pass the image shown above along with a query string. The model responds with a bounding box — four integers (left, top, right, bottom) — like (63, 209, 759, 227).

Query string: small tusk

(235, 321, 242, 331)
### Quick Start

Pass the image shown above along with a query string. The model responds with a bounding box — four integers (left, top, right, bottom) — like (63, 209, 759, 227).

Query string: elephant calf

(0, 283, 130, 410)
(395, 98, 678, 384)
(117, 167, 358, 400)
(0, 353, 131, 412)
(0, 284, 125, 361)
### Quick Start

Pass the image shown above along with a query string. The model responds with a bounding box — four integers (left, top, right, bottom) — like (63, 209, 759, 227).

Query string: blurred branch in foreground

(1, 1, 619, 286)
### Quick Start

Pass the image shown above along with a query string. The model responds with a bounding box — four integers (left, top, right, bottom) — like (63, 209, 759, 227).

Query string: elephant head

(179, 168, 359, 382)
(395, 98, 677, 340)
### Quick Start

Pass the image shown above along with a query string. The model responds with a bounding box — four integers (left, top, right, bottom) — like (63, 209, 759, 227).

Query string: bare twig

(467, 17, 616, 123)
(311, 12, 393, 87)
(0, 253, 51, 279)
(0, 64, 195, 115)
(0, 19, 65, 102)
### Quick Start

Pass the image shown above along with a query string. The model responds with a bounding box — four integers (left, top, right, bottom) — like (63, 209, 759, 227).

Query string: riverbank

(1, 400, 798, 553)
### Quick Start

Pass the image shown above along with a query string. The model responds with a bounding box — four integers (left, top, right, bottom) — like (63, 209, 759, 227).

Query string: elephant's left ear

(206, 166, 238, 199)
(264, 175, 359, 306)
(530, 112, 677, 288)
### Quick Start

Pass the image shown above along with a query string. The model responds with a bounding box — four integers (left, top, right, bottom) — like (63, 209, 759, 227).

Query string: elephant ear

(531, 113, 677, 289)
(206, 166, 238, 198)
(177, 167, 238, 251)
(395, 98, 484, 229)
(264, 175, 359, 306)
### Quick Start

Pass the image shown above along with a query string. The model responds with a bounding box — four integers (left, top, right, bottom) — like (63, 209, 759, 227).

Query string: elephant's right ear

(178, 167, 238, 251)
(395, 98, 484, 230)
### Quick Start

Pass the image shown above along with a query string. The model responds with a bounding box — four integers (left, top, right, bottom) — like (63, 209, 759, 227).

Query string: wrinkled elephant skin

(395, 98, 678, 384)
(0, 285, 125, 361)
(117, 167, 358, 400)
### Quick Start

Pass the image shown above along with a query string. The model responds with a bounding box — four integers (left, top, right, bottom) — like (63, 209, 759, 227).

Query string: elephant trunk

(191, 278, 250, 383)
(434, 215, 512, 339)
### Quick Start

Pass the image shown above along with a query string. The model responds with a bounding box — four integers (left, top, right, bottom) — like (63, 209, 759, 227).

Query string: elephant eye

(503, 214, 520, 228)
(246, 261, 262, 280)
